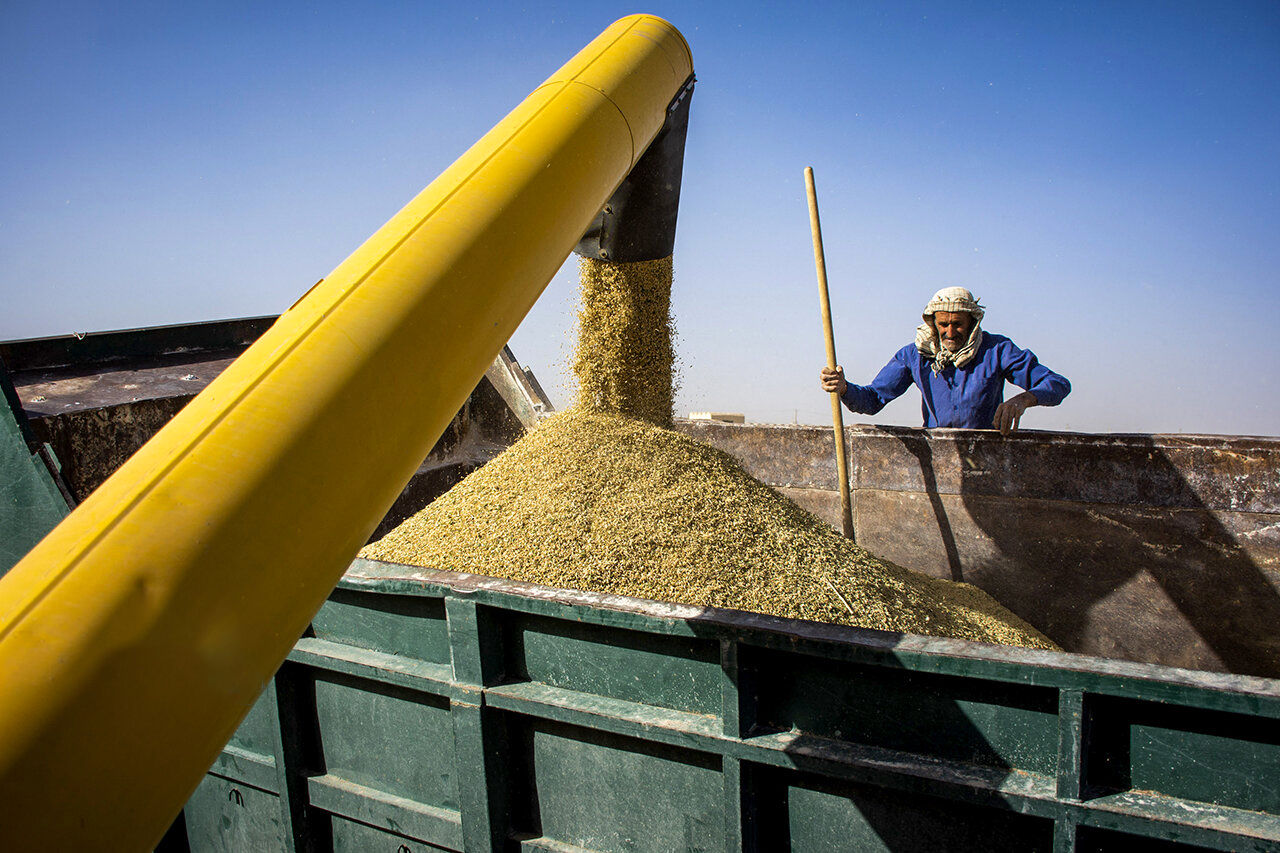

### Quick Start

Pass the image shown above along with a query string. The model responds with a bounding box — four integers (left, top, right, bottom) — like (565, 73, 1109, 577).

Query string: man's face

(933, 311, 973, 351)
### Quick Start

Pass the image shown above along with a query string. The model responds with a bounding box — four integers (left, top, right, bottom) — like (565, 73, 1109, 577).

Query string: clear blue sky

(3, 1, 1277, 435)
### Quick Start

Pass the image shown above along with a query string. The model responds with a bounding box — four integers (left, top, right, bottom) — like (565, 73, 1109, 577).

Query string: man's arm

(993, 339, 1071, 434)
(820, 348, 915, 415)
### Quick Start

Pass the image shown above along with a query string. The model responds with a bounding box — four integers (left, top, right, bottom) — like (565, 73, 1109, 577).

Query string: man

(820, 287, 1069, 434)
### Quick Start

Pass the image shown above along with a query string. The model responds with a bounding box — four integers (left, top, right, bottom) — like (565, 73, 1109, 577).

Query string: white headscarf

(915, 287, 985, 374)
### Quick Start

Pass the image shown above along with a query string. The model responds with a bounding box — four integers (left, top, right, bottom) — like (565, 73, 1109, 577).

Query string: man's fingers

(995, 403, 1013, 435)
(820, 366, 845, 394)
(994, 401, 1025, 435)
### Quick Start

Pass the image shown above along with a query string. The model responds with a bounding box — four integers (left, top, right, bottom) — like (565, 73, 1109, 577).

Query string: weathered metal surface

(485, 345, 554, 429)
(675, 421, 1280, 679)
(857, 489, 1280, 676)
(776, 486, 846, 530)
(7, 321, 264, 501)
(676, 422, 1280, 514)
(177, 563, 1280, 852)
(851, 427, 1280, 514)
(13, 351, 243, 418)
(29, 396, 196, 501)
(466, 365, 534, 449)
(678, 420, 841, 490)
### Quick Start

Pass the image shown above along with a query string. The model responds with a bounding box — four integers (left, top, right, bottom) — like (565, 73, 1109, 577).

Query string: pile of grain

(362, 409, 1056, 650)
(573, 256, 676, 426)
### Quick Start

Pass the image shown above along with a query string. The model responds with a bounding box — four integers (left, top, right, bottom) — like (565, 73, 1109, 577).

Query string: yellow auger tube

(0, 15, 692, 848)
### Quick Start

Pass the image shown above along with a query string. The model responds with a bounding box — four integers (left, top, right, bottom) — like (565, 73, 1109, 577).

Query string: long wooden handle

(805, 166, 855, 540)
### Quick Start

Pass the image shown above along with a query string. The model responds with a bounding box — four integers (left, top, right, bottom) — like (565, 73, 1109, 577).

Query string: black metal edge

(574, 74, 695, 263)
(677, 419, 1280, 454)
(0, 314, 278, 373)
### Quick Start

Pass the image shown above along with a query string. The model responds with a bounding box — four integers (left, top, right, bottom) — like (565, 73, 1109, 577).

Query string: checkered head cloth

(915, 287, 985, 373)
(922, 286, 984, 322)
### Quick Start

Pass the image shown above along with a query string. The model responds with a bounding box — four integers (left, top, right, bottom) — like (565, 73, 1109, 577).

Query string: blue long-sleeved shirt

(840, 333, 1070, 429)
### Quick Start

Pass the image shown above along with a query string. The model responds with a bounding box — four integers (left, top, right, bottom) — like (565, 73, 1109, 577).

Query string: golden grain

(362, 409, 1057, 650)
(573, 256, 676, 427)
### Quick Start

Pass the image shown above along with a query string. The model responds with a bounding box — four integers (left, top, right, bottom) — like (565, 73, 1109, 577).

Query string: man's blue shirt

(839, 333, 1070, 429)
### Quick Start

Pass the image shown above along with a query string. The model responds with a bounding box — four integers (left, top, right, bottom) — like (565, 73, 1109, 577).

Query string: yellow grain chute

(0, 15, 693, 848)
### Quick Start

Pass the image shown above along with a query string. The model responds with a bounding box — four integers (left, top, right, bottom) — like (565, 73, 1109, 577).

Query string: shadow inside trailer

(885, 428, 1280, 678)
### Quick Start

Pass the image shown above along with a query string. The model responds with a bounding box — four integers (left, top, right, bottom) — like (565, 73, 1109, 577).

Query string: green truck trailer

(3, 320, 1277, 852)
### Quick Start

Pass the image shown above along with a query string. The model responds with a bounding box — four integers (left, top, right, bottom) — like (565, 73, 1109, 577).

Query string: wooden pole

(805, 166, 855, 540)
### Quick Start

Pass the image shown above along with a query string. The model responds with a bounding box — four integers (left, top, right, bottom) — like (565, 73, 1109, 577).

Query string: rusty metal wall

(676, 421, 1280, 679)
